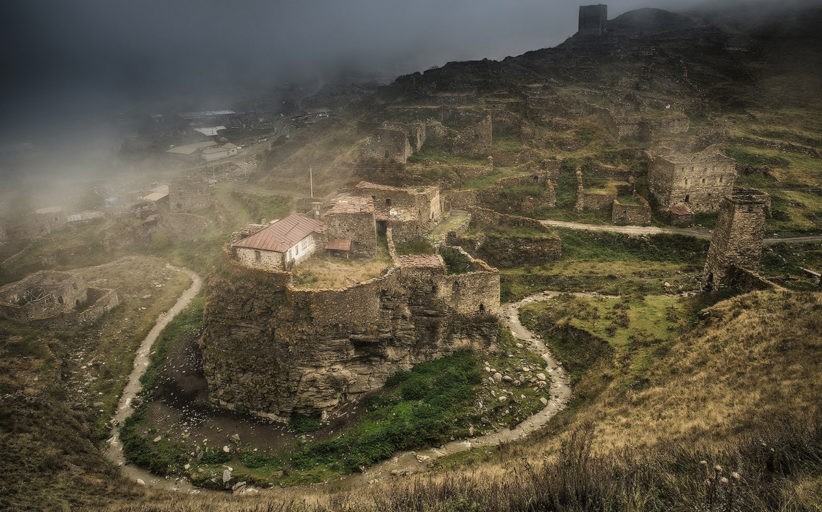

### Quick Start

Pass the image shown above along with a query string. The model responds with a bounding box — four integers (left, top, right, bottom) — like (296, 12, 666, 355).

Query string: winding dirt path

(539, 218, 822, 245)
(104, 264, 202, 492)
(104, 281, 574, 493)
(334, 292, 574, 486)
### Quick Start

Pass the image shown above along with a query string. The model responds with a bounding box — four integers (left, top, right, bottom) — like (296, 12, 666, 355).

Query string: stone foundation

(612, 197, 652, 225)
(200, 245, 500, 421)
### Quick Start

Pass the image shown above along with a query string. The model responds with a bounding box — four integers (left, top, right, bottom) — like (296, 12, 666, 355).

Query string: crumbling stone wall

(17, 207, 67, 239)
(359, 128, 412, 164)
(442, 171, 557, 215)
(580, 191, 617, 211)
(200, 247, 500, 421)
(0, 271, 118, 329)
(170, 177, 212, 212)
(611, 196, 652, 225)
(649, 145, 736, 213)
(447, 208, 561, 267)
(703, 188, 769, 290)
(453, 114, 493, 158)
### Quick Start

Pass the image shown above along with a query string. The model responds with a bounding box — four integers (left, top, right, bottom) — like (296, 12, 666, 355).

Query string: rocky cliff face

(199, 256, 499, 421)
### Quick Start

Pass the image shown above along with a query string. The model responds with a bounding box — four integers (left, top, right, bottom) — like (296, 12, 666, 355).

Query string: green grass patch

(439, 246, 472, 274)
(395, 239, 436, 255)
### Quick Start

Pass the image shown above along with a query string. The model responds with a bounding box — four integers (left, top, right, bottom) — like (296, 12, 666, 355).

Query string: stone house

(322, 195, 378, 258)
(649, 145, 736, 214)
(232, 214, 325, 271)
(359, 127, 413, 164)
(354, 181, 441, 242)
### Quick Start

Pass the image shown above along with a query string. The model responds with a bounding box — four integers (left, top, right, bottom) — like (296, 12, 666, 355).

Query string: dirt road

(539, 219, 822, 245)
(104, 264, 202, 492)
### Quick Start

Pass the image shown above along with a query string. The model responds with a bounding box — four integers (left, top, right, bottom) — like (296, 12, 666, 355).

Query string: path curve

(104, 264, 202, 492)
(334, 291, 574, 486)
(539, 219, 822, 245)
(106, 285, 573, 492)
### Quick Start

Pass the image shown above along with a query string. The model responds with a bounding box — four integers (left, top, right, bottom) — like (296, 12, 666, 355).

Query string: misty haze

(1, 0, 821, 510)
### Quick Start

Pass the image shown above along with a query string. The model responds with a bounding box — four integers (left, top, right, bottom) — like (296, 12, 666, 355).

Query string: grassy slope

(0, 256, 191, 511)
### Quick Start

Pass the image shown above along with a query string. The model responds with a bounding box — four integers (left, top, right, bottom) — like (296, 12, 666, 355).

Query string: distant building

(578, 4, 608, 37)
(231, 214, 325, 270)
(66, 211, 105, 224)
(166, 141, 217, 158)
(19, 207, 67, 238)
(201, 143, 239, 162)
(193, 126, 226, 137)
(649, 145, 736, 215)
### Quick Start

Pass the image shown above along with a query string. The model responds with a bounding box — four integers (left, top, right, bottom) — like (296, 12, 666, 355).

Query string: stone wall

(703, 188, 769, 290)
(451, 114, 493, 158)
(200, 247, 500, 421)
(0, 271, 87, 322)
(323, 210, 378, 258)
(442, 171, 557, 215)
(611, 196, 652, 225)
(359, 128, 412, 164)
(580, 191, 617, 211)
(447, 208, 561, 267)
(31, 287, 120, 330)
(0, 271, 118, 329)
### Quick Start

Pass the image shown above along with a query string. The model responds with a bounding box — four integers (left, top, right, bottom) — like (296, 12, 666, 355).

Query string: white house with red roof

(232, 214, 325, 270)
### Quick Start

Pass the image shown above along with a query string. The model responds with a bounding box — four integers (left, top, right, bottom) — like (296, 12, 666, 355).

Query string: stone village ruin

(200, 182, 500, 422)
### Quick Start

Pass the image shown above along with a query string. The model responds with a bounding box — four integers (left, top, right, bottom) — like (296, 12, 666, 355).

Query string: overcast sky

(2, 1, 721, 122)
(2, 0, 813, 139)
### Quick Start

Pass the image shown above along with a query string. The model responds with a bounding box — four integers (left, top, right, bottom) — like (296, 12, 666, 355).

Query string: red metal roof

(232, 214, 323, 253)
(325, 238, 352, 251)
(670, 203, 694, 216)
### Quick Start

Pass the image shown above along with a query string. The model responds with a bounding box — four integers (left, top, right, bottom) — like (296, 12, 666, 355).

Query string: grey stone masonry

(703, 188, 769, 290)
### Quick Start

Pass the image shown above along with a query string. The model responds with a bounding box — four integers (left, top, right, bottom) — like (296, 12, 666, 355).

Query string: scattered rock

(502, 375, 513, 382)
(152, 436, 162, 443)
(222, 445, 230, 453)
(184, 463, 191, 470)
(536, 373, 547, 381)
(232, 481, 247, 493)
(499, 396, 507, 402)
(493, 372, 503, 383)
(540, 397, 549, 405)
(222, 469, 232, 484)
(136, 479, 146, 486)
(230, 433, 240, 443)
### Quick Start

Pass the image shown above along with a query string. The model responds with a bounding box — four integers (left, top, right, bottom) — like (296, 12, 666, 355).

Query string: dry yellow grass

(530, 290, 822, 453)
(291, 245, 393, 289)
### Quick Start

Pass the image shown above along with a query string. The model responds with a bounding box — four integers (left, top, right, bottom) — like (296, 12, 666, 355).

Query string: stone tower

(578, 4, 608, 37)
(703, 188, 769, 291)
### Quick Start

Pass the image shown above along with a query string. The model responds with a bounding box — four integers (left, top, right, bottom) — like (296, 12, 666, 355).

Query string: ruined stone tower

(578, 4, 608, 37)
(703, 188, 769, 290)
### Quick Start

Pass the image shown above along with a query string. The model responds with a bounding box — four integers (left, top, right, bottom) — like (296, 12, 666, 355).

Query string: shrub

(440, 247, 472, 274)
